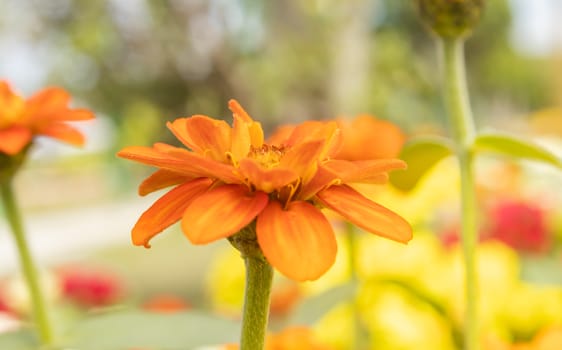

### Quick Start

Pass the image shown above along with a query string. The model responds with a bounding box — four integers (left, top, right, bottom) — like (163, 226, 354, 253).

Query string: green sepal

(390, 136, 454, 192)
(472, 131, 562, 169)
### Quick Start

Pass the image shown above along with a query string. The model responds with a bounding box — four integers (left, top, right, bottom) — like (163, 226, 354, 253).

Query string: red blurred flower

(58, 267, 123, 307)
(0, 294, 10, 314)
(486, 200, 550, 253)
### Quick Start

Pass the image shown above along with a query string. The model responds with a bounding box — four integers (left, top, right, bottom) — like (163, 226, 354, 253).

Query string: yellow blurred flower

(501, 284, 562, 340)
(207, 246, 302, 318)
(206, 247, 246, 316)
(3, 270, 60, 315)
(439, 240, 520, 328)
(357, 228, 445, 286)
(358, 283, 456, 350)
(312, 303, 355, 350)
(373, 157, 460, 226)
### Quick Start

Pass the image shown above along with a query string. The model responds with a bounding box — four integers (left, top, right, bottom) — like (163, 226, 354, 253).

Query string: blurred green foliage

(0, 0, 556, 140)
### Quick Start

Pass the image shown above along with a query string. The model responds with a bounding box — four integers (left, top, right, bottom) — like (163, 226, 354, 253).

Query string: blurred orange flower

(269, 114, 405, 162)
(335, 114, 406, 160)
(223, 327, 333, 350)
(118, 100, 412, 281)
(0, 81, 94, 155)
(142, 294, 190, 313)
(265, 327, 334, 350)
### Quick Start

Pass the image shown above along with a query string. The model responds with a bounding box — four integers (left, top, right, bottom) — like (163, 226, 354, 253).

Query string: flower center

(248, 144, 287, 169)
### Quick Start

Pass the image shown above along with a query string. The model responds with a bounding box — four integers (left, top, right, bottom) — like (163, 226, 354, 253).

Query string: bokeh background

(1, 0, 561, 349)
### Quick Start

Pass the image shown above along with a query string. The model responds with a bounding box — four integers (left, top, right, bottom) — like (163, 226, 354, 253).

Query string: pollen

(248, 144, 287, 169)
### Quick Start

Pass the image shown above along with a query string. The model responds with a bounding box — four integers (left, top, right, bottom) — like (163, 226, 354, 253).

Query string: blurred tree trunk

(329, 0, 377, 114)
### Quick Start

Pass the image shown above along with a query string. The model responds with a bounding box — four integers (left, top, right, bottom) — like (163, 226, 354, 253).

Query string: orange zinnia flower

(0, 81, 94, 155)
(268, 114, 405, 161)
(118, 100, 412, 281)
(335, 114, 406, 160)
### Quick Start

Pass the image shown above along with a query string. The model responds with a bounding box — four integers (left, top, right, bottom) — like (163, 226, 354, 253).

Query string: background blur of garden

(0, 0, 561, 349)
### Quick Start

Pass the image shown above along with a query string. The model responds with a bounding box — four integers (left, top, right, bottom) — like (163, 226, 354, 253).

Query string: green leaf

(520, 256, 562, 286)
(288, 282, 356, 325)
(0, 330, 37, 350)
(390, 137, 454, 191)
(63, 310, 240, 349)
(472, 132, 562, 168)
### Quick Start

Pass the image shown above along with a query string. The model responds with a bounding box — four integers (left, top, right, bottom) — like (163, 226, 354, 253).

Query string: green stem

(441, 38, 475, 144)
(345, 222, 369, 349)
(240, 255, 274, 350)
(440, 38, 479, 350)
(0, 180, 54, 346)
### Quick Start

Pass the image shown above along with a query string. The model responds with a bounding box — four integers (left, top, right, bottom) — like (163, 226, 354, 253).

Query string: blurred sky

(510, 0, 562, 56)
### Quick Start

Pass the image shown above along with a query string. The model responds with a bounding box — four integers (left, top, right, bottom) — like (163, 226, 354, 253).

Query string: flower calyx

(228, 222, 266, 262)
(415, 0, 485, 39)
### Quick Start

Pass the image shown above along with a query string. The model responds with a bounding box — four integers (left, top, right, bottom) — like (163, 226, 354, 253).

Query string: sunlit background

(0, 0, 561, 349)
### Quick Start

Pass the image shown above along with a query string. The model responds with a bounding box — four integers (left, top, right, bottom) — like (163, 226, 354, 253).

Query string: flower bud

(415, 0, 485, 39)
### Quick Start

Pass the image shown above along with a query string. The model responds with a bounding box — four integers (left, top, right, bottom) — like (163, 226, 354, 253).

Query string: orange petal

(230, 100, 264, 150)
(27, 87, 70, 109)
(138, 169, 195, 196)
(117, 145, 240, 184)
(238, 158, 298, 193)
(316, 185, 412, 243)
(0, 81, 13, 99)
(230, 115, 251, 163)
(285, 121, 342, 158)
(182, 184, 268, 244)
(166, 118, 195, 151)
(228, 99, 252, 123)
(38, 122, 85, 146)
(0, 126, 32, 155)
(298, 165, 340, 200)
(323, 159, 407, 183)
(279, 140, 325, 184)
(247, 121, 264, 148)
(335, 115, 406, 160)
(266, 124, 295, 145)
(50, 109, 95, 121)
(168, 116, 231, 161)
(256, 200, 337, 281)
(187, 116, 231, 159)
(0, 83, 25, 123)
(132, 178, 213, 247)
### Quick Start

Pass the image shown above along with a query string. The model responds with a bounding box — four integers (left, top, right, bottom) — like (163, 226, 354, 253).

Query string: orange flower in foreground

(118, 100, 412, 281)
(0, 81, 94, 155)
